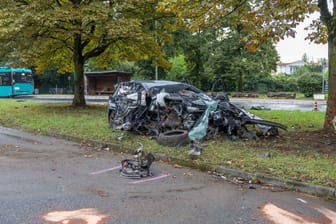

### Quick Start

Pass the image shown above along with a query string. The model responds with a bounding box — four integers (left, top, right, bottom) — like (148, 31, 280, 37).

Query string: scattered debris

(188, 141, 203, 157)
(95, 189, 110, 197)
(208, 171, 264, 189)
(108, 80, 287, 156)
(248, 184, 256, 189)
(208, 171, 227, 180)
(115, 131, 125, 141)
(261, 151, 271, 158)
(183, 172, 193, 176)
(100, 144, 109, 151)
(120, 143, 155, 179)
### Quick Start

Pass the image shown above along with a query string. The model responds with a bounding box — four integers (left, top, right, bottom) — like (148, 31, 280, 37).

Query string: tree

(166, 54, 189, 81)
(162, 26, 278, 91)
(204, 26, 278, 92)
(158, 0, 336, 131)
(316, 0, 336, 129)
(165, 28, 213, 89)
(0, 0, 169, 106)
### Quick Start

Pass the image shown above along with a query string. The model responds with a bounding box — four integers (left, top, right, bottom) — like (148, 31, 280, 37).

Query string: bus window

(13, 72, 32, 83)
(0, 73, 11, 86)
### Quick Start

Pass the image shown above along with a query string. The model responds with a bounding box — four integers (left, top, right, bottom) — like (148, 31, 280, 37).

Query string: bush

(297, 74, 322, 97)
(274, 75, 298, 92)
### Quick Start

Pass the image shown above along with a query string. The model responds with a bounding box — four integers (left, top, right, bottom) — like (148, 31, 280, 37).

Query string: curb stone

(30, 131, 336, 199)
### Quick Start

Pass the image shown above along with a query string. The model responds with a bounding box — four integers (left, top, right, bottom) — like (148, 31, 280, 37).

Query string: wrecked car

(107, 80, 287, 150)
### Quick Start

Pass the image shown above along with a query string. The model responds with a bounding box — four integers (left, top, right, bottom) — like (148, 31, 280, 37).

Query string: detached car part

(120, 143, 155, 179)
(108, 80, 287, 146)
(157, 130, 189, 147)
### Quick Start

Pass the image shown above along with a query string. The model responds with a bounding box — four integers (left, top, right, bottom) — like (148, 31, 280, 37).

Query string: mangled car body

(108, 80, 287, 147)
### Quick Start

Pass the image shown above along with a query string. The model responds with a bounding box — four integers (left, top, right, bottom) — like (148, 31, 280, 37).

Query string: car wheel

(157, 130, 189, 147)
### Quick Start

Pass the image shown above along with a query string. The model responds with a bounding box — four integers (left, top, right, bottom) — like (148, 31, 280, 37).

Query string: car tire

(157, 130, 189, 147)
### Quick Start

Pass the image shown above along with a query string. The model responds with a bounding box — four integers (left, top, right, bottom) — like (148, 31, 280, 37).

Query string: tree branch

(55, 0, 62, 6)
(83, 43, 110, 60)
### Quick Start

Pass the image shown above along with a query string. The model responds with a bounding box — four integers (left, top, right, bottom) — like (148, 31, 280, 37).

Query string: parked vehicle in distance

(107, 80, 287, 152)
(0, 67, 34, 97)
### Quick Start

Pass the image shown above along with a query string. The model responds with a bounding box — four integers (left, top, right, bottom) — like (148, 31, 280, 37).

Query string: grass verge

(0, 99, 334, 188)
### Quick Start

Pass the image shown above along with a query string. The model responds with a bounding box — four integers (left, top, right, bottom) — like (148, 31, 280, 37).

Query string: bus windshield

(13, 72, 33, 83)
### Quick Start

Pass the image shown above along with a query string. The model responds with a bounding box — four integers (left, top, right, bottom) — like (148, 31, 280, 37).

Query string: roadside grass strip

(0, 100, 334, 188)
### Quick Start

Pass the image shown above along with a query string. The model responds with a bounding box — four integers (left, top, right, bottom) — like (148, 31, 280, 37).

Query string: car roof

(124, 80, 209, 96)
(131, 80, 184, 89)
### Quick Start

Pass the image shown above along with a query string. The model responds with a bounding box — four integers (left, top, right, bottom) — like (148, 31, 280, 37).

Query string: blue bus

(0, 67, 34, 97)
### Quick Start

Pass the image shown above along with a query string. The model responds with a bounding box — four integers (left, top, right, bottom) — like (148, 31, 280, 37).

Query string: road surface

(0, 126, 335, 224)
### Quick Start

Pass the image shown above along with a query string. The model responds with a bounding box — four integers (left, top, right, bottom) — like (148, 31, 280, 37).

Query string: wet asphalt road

(0, 126, 335, 224)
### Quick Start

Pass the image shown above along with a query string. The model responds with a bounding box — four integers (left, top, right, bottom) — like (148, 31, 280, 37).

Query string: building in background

(276, 60, 305, 75)
(85, 70, 132, 95)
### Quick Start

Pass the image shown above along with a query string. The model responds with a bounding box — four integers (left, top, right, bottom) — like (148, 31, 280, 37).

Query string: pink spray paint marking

(89, 165, 121, 175)
(130, 173, 170, 184)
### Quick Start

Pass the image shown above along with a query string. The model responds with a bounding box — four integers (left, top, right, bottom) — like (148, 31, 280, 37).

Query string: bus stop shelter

(85, 70, 132, 95)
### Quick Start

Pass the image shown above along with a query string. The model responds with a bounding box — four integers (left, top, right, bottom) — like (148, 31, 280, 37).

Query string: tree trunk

(72, 33, 86, 106)
(324, 31, 336, 130)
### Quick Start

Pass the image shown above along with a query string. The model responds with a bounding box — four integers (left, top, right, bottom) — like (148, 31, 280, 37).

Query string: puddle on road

(261, 203, 336, 224)
(43, 208, 108, 224)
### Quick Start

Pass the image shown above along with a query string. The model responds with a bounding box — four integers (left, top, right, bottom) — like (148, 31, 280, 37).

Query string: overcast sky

(276, 13, 328, 63)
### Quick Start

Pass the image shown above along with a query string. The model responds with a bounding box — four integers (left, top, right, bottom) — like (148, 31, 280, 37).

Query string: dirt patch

(278, 130, 336, 154)
(251, 130, 336, 155)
